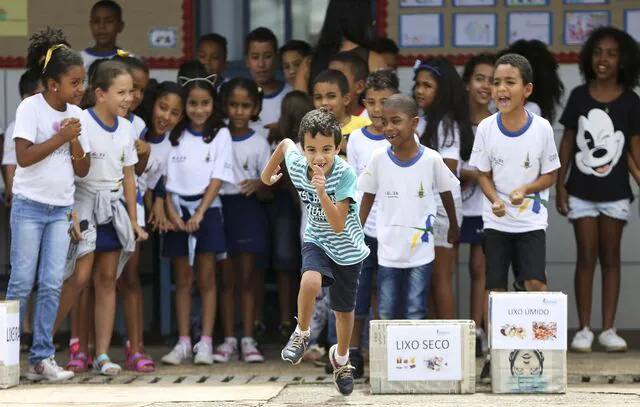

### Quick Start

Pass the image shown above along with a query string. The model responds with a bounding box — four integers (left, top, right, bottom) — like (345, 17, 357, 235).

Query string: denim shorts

(377, 263, 433, 320)
(301, 242, 362, 313)
(567, 196, 630, 221)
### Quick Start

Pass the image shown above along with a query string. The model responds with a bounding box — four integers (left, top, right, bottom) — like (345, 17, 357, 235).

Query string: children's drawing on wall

(400, 13, 442, 47)
(454, 14, 496, 47)
(565, 11, 609, 45)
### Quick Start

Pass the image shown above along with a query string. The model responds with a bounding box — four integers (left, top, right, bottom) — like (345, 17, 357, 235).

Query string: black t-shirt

(559, 84, 640, 202)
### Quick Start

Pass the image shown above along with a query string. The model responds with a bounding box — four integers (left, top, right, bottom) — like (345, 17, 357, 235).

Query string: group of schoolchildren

(2, 0, 640, 398)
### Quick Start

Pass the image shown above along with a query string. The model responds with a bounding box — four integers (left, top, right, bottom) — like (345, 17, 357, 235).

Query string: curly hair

(26, 27, 83, 85)
(579, 26, 640, 89)
(298, 108, 342, 148)
(414, 58, 474, 162)
(365, 69, 400, 93)
(499, 39, 564, 122)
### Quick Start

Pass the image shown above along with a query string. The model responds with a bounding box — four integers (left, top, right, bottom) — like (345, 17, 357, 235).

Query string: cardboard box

(0, 301, 20, 389)
(489, 292, 567, 394)
(369, 319, 476, 394)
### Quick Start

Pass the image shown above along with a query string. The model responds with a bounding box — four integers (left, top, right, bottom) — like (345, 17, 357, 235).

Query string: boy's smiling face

(492, 63, 532, 116)
(382, 105, 418, 149)
(301, 131, 338, 176)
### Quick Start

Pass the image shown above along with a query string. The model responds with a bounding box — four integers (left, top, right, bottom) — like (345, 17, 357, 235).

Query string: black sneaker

(329, 345, 355, 396)
(281, 330, 309, 365)
(480, 359, 491, 384)
(350, 348, 364, 379)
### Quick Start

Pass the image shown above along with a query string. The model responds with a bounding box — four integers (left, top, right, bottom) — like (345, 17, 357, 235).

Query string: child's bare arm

(261, 138, 296, 185)
(359, 193, 375, 227)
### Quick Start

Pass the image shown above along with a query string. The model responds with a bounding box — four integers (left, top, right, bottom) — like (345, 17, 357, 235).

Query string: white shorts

(567, 196, 630, 222)
(434, 204, 463, 249)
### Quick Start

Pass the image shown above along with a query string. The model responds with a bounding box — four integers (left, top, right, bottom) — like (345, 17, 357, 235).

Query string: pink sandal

(124, 341, 145, 360)
(66, 352, 89, 373)
(126, 352, 156, 373)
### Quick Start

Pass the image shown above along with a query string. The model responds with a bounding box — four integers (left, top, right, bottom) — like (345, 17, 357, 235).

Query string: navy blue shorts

(459, 216, 484, 245)
(301, 242, 362, 313)
(162, 206, 226, 258)
(221, 194, 268, 254)
(264, 189, 301, 270)
(95, 200, 126, 253)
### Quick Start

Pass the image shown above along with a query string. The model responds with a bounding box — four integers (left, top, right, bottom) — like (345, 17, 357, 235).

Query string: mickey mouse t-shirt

(560, 85, 640, 202)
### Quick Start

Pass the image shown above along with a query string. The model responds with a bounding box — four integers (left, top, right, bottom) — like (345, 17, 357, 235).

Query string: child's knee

(300, 272, 322, 296)
(524, 279, 547, 291)
(333, 310, 354, 322)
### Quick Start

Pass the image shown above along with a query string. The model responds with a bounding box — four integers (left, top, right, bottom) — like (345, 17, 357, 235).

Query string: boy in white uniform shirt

(359, 94, 459, 323)
(469, 54, 560, 381)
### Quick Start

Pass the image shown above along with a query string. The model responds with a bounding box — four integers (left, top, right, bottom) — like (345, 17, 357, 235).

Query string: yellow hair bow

(41, 44, 66, 74)
(116, 49, 129, 57)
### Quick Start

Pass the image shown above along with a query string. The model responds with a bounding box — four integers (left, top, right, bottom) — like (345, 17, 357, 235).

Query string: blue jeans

(377, 263, 433, 320)
(6, 196, 72, 365)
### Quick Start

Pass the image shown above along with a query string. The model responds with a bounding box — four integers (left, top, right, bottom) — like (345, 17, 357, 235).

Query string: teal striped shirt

(285, 148, 369, 265)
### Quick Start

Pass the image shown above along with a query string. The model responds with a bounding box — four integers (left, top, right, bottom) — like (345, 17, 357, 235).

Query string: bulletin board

(376, 0, 639, 66)
(0, 0, 194, 68)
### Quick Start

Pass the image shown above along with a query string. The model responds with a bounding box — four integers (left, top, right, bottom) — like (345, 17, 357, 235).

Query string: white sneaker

(26, 356, 74, 382)
(241, 337, 265, 363)
(193, 341, 214, 365)
(598, 328, 627, 352)
(571, 327, 594, 352)
(161, 341, 193, 365)
(213, 338, 238, 363)
(475, 327, 489, 355)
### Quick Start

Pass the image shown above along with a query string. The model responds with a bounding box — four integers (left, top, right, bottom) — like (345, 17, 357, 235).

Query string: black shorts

(483, 228, 547, 290)
(301, 242, 362, 313)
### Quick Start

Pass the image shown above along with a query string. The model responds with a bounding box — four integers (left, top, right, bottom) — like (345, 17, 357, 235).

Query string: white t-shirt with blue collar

(358, 144, 459, 268)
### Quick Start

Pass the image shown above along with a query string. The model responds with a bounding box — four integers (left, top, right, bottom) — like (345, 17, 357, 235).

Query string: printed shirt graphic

(221, 129, 271, 195)
(79, 109, 138, 192)
(347, 127, 390, 238)
(165, 127, 236, 208)
(358, 145, 459, 268)
(560, 85, 640, 202)
(285, 147, 369, 266)
(11, 93, 91, 206)
(469, 112, 560, 233)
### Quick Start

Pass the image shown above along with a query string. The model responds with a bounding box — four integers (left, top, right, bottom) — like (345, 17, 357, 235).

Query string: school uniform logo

(417, 182, 425, 198)
(575, 108, 624, 177)
(522, 152, 531, 169)
(120, 149, 125, 164)
(242, 158, 249, 170)
(205, 150, 211, 163)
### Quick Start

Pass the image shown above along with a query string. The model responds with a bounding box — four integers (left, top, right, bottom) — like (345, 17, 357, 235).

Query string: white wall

(1, 64, 638, 330)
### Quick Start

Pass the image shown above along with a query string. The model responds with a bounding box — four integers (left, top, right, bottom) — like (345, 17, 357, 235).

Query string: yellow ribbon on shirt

(40, 44, 67, 74)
